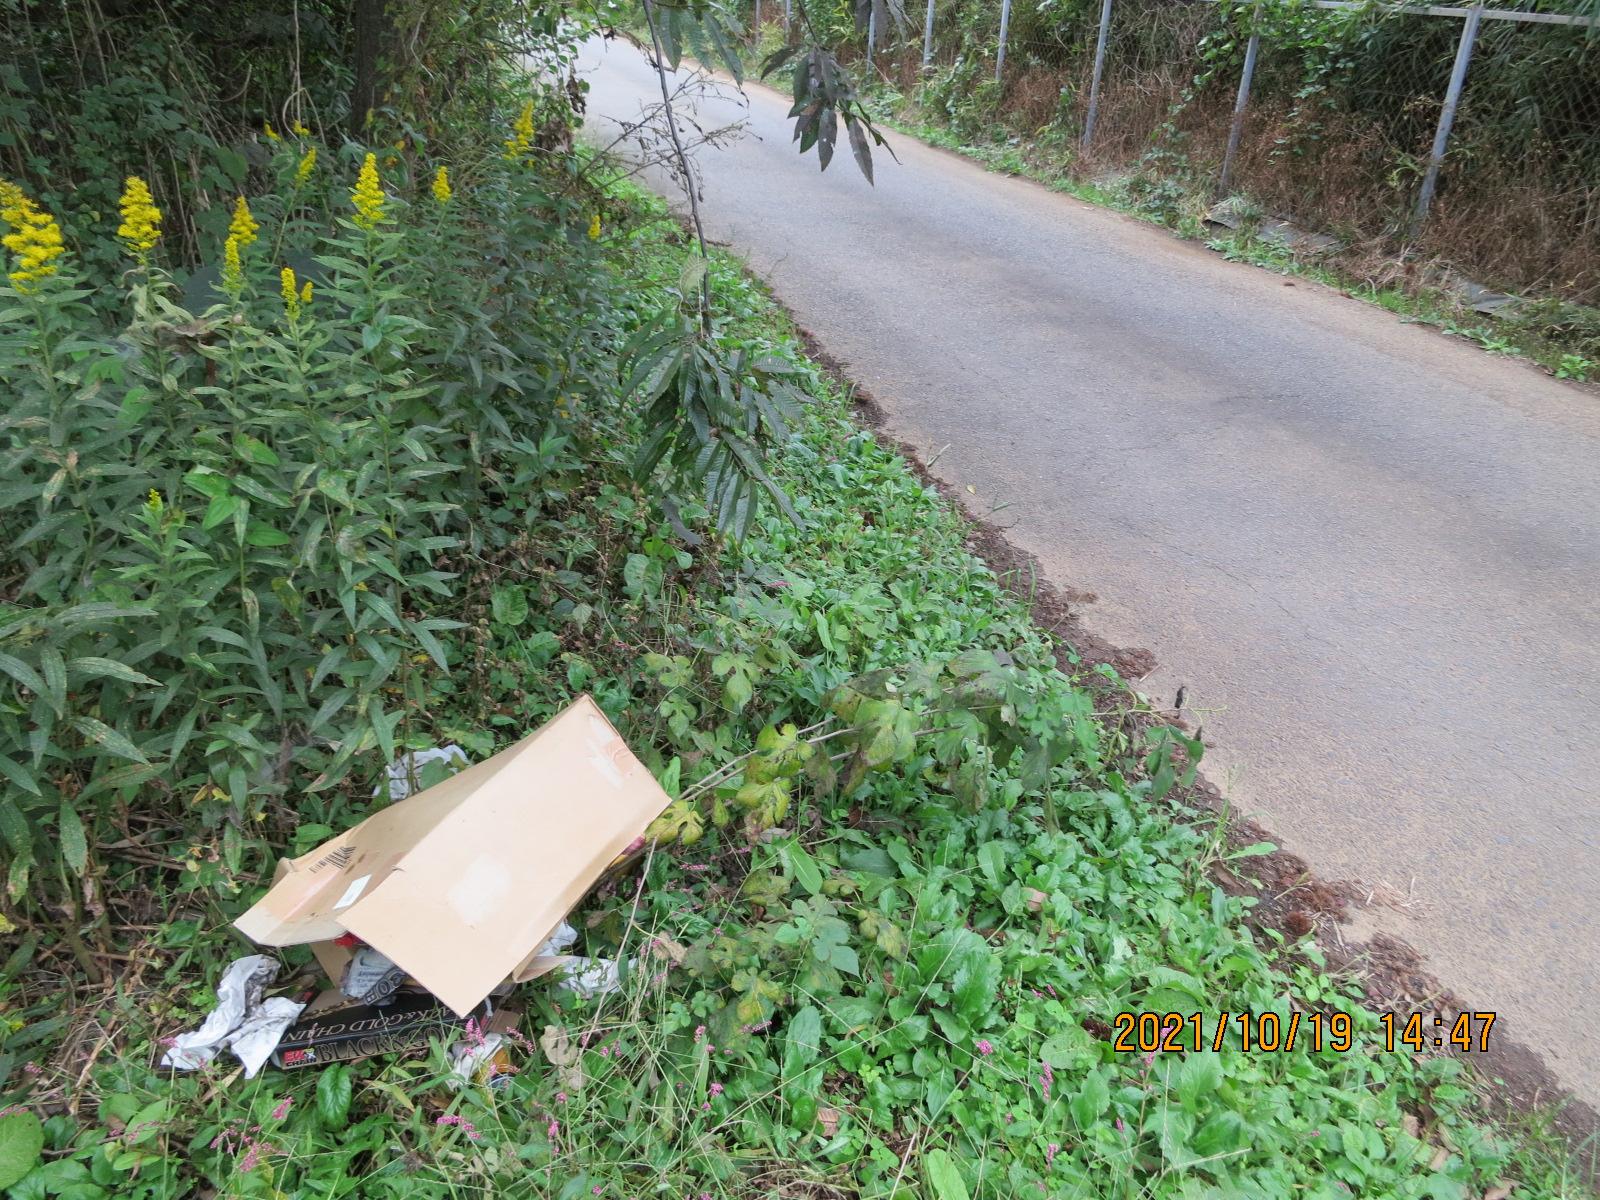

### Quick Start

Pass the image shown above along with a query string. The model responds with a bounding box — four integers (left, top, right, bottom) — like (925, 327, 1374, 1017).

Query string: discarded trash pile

(160, 696, 669, 1077)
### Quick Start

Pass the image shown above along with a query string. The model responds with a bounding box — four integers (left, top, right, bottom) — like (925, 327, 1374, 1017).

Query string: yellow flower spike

(1, 182, 65, 292)
(291, 119, 311, 137)
(504, 101, 535, 159)
(300, 280, 312, 305)
(281, 266, 301, 321)
(228, 196, 259, 249)
(263, 121, 281, 143)
(221, 235, 244, 295)
(116, 176, 162, 259)
(350, 152, 385, 231)
(293, 147, 317, 189)
(431, 165, 452, 205)
(588, 213, 601, 241)
(146, 488, 163, 512)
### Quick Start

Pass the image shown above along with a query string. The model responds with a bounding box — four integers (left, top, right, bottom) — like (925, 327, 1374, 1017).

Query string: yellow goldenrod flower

(293, 147, 316, 189)
(588, 213, 601, 240)
(504, 101, 535, 159)
(221, 235, 244, 295)
(264, 121, 281, 143)
(146, 489, 163, 512)
(228, 196, 259, 249)
(281, 266, 301, 320)
(116, 176, 162, 259)
(1, 182, 65, 292)
(350, 152, 385, 231)
(431, 165, 452, 205)
(300, 280, 312, 305)
(291, 120, 311, 137)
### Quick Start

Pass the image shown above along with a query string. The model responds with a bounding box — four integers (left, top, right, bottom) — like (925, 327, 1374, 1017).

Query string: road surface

(578, 36, 1600, 1108)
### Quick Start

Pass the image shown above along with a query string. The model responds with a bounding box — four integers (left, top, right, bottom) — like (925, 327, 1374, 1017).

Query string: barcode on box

(311, 845, 355, 873)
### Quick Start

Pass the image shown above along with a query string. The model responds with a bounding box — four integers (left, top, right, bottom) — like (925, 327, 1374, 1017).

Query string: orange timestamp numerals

(1111, 1010, 1497, 1055)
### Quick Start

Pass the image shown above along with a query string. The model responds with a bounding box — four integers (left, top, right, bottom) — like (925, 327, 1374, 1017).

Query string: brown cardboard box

(235, 695, 671, 1015)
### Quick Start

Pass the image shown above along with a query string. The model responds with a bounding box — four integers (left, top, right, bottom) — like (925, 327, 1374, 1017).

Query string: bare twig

(640, 0, 716, 337)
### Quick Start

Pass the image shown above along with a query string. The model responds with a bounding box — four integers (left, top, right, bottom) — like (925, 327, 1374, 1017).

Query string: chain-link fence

(749, 0, 1600, 303)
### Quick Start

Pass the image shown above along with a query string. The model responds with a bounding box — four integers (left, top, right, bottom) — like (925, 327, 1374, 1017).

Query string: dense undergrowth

(1, 157, 1588, 1194)
(0, 4, 1590, 1196)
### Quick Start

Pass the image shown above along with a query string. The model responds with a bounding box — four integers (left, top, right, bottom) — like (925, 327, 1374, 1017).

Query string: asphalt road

(578, 36, 1600, 1107)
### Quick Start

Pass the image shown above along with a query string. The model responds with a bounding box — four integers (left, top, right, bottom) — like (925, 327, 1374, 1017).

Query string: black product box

(272, 988, 491, 1070)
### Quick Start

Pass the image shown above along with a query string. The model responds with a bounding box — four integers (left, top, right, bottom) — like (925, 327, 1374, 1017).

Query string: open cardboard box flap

(235, 695, 670, 1016)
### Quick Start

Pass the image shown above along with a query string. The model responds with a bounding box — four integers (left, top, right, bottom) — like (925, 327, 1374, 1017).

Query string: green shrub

(0, 106, 627, 928)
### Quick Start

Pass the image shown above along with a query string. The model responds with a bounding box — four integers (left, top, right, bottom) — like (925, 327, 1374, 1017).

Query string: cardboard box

(235, 695, 671, 1016)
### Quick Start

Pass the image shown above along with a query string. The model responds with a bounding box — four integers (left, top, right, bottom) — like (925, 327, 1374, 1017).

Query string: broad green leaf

(1174, 1050, 1223, 1111)
(202, 492, 239, 530)
(123, 1100, 168, 1146)
(784, 840, 824, 895)
(0, 652, 44, 697)
(233, 433, 280, 466)
(68, 657, 160, 687)
(923, 1149, 970, 1200)
(58, 800, 87, 875)
(0, 754, 40, 797)
(1069, 1068, 1110, 1130)
(67, 717, 149, 764)
(976, 841, 1006, 891)
(785, 1004, 822, 1066)
(38, 647, 65, 716)
(0, 1109, 42, 1187)
(317, 1064, 352, 1129)
(1041, 1024, 1097, 1071)
(490, 585, 529, 627)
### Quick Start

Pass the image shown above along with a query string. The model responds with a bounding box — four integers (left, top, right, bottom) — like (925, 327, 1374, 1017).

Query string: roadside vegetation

(0, 2, 1590, 1198)
(744, 0, 1600, 383)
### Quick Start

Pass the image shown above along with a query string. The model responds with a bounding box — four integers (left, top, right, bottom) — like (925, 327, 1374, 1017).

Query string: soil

(782, 315, 1600, 1180)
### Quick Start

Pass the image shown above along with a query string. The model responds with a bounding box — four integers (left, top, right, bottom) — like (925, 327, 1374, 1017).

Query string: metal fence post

(754, 0, 761, 36)
(1411, 2, 1483, 238)
(867, 6, 877, 65)
(1082, 0, 1114, 148)
(996, 0, 1013, 82)
(923, 0, 936, 67)
(1218, 20, 1260, 194)
(783, 0, 790, 29)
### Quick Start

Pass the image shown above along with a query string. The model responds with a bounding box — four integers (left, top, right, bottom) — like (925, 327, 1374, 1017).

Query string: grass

(2, 171, 1591, 1199)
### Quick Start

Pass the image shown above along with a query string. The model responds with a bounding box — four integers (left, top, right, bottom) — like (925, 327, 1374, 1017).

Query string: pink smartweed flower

(269, 1095, 293, 1121)
(975, 1039, 994, 1056)
(1039, 1060, 1054, 1103)
(1046, 1143, 1059, 1166)
(708, 1082, 724, 1097)
(436, 1113, 481, 1140)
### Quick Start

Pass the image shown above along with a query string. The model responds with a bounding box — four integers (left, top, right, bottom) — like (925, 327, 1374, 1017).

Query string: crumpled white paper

(160, 955, 305, 1078)
(447, 1032, 507, 1087)
(376, 744, 469, 801)
(537, 921, 578, 957)
(555, 957, 625, 998)
(227, 996, 307, 1078)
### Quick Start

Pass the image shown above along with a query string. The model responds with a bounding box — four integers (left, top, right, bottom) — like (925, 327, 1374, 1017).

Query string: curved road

(579, 37, 1600, 1108)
